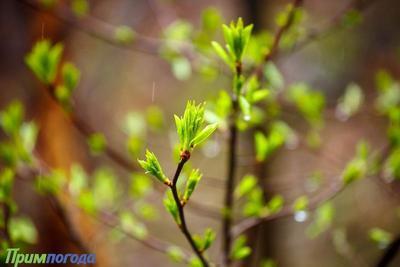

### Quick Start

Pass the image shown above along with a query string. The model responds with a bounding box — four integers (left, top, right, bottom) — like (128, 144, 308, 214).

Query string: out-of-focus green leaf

(9, 217, 37, 244)
(307, 202, 334, 238)
(235, 174, 257, 198)
(71, 0, 89, 17)
(167, 246, 185, 263)
(114, 25, 136, 44)
(369, 228, 393, 249)
(119, 211, 148, 240)
(25, 40, 63, 84)
(87, 133, 106, 155)
(264, 62, 283, 90)
(231, 235, 252, 260)
(336, 83, 364, 121)
(172, 57, 192, 81)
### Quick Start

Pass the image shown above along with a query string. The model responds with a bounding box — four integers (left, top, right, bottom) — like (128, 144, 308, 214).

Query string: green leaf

(201, 7, 222, 33)
(267, 194, 284, 214)
(92, 168, 119, 209)
(172, 57, 192, 81)
(9, 217, 37, 244)
(231, 235, 252, 260)
(261, 259, 278, 267)
(87, 133, 106, 155)
(0, 101, 24, 136)
(163, 191, 180, 225)
(191, 123, 218, 147)
(69, 164, 88, 196)
(369, 228, 393, 249)
(19, 122, 38, 157)
(202, 228, 216, 251)
(0, 168, 14, 202)
(336, 83, 364, 120)
(167, 246, 185, 263)
(71, 0, 89, 17)
(138, 150, 171, 185)
(123, 112, 146, 137)
(264, 62, 283, 90)
(146, 106, 164, 131)
(175, 101, 217, 152)
(25, 40, 63, 84)
(292, 195, 309, 211)
(307, 202, 334, 238)
(239, 96, 251, 120)
(211, 41, 232, 68)
(235, 174, 257, 198)
(114, 25, 136, 44)
(341, 141, 369, 185)
(130, 173, 153, 199)
(62, 62, 80, 91)
(183, 169, 202, 203)
(119, 211, 148, 240)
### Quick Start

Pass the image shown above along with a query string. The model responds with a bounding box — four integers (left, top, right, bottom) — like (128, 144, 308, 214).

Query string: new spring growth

(182, 169, 203, 205)
(211, 18, 253, 71)
(25, 40, 63, 85)
(138, 150, 172, 186)
(174, 101, 218, 156)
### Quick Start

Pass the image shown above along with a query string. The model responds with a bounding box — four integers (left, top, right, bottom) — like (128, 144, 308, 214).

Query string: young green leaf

(163, 192, 180, 225)
(369, 228, 393, 249)
(87, 133, 106, 155)
(138, 150, 171, 185)
(231, 235, 252, 260)
(62, 62, 80, 92)
(191, 123, 218, 147)
(114, 25, 136, 44)
(235, 174, 257, 198)
(25, 40, 63, 84)
(175, 101, 218, 152)
(183, 169, 203, 203)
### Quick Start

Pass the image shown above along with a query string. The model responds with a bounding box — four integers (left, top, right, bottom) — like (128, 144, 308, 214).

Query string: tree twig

(168, 154, 210, 267)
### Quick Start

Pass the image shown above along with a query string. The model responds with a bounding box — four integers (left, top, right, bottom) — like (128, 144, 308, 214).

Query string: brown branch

(221, 59, 243, 267)
(252, 0, 304, 78)
(18, 0, 200, 60)
(376, 236, 400, 267)
(280, 0, 378, 59)
(168, 153, 210, 267)
(46, 194, 91, 254)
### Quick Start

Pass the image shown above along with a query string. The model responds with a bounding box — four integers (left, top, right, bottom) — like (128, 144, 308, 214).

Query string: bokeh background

(1, 0, 400, 266)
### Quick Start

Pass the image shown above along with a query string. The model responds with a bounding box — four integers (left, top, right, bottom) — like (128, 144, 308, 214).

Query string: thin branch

(46, 194, 91, 254)
(168, 154, 210, 267)
(233, 144, 392, 237)
(252, 0, 304, 78)
(376, 236, 400, 267)
(232, 178, 344, 237)
(222, 61, 242, 266)
(18, 0, 200, 61)
(280, 0, 378, 59)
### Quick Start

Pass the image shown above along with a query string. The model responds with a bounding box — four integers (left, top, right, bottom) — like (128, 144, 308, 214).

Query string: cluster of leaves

(25, 40, 80, 108)
(139, 101, 218, 264)
(235, 175, 284, 218)
(0, 103, 39, 257)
